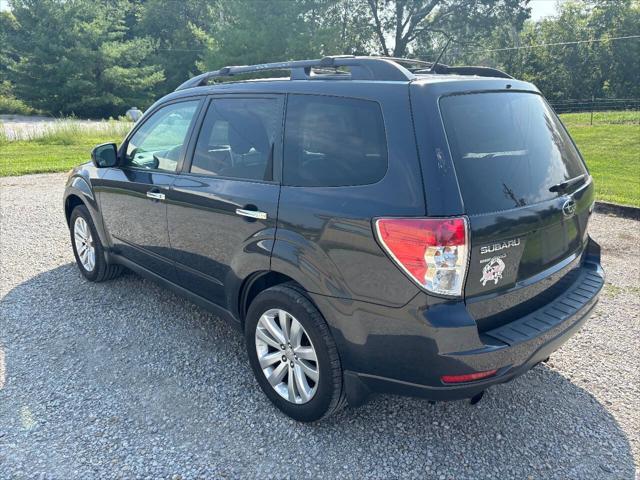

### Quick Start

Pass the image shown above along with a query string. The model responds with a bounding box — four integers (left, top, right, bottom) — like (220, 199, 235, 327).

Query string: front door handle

(235, 208, 267, 220)
(146, 190, 165, 201)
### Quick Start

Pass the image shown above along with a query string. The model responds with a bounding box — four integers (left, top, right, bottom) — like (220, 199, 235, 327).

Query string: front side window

(124, 100, 199, 172)
(191, 98, 281, 181)
(283, 94, 388, 187)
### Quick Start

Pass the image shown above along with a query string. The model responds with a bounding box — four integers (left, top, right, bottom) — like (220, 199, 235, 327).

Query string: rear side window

(191, 98, 281, 181)
(440, 92, 587, 214)
(283, 95, 387, 187)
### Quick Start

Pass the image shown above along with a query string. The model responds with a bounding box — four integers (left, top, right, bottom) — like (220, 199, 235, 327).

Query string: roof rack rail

(414, 63, 513, 79)
(175, 56, 415, 91)
(175, 56, 513, 91)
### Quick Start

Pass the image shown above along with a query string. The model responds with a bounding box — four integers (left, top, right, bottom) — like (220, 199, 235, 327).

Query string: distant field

(560, 110, 639, 127)
(1, 110, 638, 206)
(560, 110, 639, 207)
(0, 119, 131, 176)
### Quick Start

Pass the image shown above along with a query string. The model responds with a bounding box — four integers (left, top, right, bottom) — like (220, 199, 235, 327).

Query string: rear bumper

(310, 238, 604, 406)
(345, 283, 599, 404)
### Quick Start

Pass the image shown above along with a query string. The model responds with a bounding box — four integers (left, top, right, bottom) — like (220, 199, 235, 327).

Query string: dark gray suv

(63, 56, 604, 422)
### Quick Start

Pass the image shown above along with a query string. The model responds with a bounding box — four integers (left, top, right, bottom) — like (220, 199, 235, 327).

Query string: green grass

(0, 120, 131, 176)
(560, 110, 639, 127)
(1, 110, 638, 207)
(560, 110, 639, 207)
(30, 121, 130, 145)
(0, 141, 115, 176)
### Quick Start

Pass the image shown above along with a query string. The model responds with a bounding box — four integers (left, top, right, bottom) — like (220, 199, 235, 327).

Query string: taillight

(374, 217, 469, 296)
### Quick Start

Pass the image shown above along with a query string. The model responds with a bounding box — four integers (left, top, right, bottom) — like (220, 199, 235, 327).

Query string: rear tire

(245, 284, 346, 422)
(69, 205, 121, 282)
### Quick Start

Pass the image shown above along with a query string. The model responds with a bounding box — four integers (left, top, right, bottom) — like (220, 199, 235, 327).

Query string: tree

(7, 0, 164, 117)
(492, 0, 640, 101)
(3, 0, 637, 116)
(588, 0, 640, 98)
(410, 0, 639, 101)
(0, 10, 19, 87)
(365, 0, 530, 57)
(199, 0, 375, 72)
(137, 0, 219, 92)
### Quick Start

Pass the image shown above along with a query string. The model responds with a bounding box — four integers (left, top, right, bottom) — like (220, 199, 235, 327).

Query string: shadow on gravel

(0, 264, 634, 478)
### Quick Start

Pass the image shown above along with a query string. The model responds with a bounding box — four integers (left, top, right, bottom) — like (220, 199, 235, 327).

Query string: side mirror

(91, 143, 118, 168)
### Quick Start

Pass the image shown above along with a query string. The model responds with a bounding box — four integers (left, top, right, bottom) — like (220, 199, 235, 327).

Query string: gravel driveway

(1, 173, 638, 479)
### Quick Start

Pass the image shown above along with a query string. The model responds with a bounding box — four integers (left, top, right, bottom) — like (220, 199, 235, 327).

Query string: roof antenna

(430, 36, 452, 73)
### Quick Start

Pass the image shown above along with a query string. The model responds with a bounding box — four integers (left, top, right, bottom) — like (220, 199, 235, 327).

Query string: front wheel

(69, 205, 121, 282)
(245, 285, 346, 422)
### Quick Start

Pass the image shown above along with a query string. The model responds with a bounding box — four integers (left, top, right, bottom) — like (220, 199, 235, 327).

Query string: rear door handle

(235, 208, 267, 220)
(146, 190, 165, 201)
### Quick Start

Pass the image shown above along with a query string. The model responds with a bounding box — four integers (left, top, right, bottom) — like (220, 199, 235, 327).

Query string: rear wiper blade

(549, 174, 587, 193)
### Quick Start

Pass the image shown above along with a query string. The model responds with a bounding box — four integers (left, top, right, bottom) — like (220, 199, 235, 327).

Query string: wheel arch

(64, 174, 96, 223)
(64, 193, 85, 225)
(63, 175, 110, 252)
(238, 270, 307, 327)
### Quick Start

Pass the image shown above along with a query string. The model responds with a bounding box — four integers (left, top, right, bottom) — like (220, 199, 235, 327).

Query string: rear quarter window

(440, 92, 587, 214)
(283, 94, 388, 187)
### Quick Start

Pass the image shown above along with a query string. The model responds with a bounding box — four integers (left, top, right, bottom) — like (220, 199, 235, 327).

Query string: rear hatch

(439, 91, 594, 331)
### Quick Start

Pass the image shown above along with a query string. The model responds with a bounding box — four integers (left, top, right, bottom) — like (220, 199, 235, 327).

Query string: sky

(529, 0, 563, 21)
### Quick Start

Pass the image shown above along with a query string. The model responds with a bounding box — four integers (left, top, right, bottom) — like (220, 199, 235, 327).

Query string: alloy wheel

(74, 216, 95, 272)
(255, 308, 319, 404)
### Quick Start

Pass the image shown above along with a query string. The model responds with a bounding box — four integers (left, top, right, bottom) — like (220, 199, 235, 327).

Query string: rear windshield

(440, 92, 587, 214)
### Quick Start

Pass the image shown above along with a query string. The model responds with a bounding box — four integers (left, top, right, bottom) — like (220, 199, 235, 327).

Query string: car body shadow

(0, 264, 634, 479)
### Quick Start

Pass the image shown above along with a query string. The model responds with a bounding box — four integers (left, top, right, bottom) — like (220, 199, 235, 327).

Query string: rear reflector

(374, 217, 469, 296)
(441, 369, 498, 384)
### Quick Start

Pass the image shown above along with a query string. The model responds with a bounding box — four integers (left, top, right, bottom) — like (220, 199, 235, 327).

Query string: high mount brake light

(374, 217, 469, 296)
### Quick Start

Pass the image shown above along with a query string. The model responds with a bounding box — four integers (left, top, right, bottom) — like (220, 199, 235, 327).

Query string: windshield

(440, 92, 587, 215)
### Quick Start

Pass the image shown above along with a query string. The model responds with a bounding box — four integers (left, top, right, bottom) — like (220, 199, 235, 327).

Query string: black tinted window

(440, 92, 587, 214)
(283, 95, 387, 187)
(191, 98, 281, 181)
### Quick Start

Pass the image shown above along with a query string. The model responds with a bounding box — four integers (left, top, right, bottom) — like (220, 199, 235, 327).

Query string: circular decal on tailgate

(480, 256, 506, 286)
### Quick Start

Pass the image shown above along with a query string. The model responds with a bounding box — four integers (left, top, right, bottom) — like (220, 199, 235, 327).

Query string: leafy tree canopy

(366, 0, 530, 57)
(2, 0, 638, 117)
(8, 0, 164, 117)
